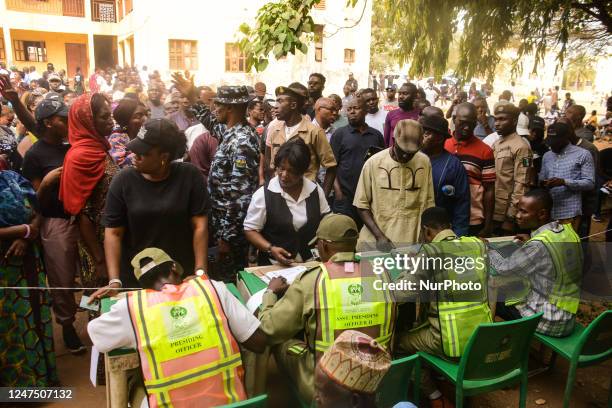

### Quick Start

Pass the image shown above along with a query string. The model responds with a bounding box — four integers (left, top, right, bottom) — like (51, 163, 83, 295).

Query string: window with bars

(225, 43, 246, 73)
(0, 36, 5, 61)
(13, 40, 47, 62)
(344, 48, 355, 63)
(314, 25, 324, 62)
(168, 40, 198, 71)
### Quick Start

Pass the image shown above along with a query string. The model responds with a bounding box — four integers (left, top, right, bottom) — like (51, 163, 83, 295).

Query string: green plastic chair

(533, 310, 612, 408)
(376, 355, 420, 408)
(220, 394, 267, 408)
(418, 313, 542, 408)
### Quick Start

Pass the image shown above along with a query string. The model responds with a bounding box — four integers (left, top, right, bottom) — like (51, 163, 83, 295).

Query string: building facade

(0, 0, 372, 94)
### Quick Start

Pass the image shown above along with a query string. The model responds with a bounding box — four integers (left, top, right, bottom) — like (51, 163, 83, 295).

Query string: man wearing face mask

(539, 122, 594, 231)
(354, 119, 435, 251)
(383, 83, 420, 147)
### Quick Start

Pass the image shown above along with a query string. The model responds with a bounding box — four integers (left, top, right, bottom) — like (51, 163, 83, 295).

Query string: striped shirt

(539, 144, 595, 220)
(489, 221, 577, 337)
(445, 136, 496, 225)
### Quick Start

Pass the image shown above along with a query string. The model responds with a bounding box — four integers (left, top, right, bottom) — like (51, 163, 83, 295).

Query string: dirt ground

(36, 215, 612, 407)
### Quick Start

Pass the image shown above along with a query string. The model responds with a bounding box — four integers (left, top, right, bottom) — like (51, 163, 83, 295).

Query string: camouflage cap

(131, 248, 182, 281)
(309, 214, 359, 245)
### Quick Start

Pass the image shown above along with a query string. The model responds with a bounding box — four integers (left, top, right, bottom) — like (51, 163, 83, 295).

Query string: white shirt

(185, 123, 208, 150)
(365, 109, 387, 135)
(424, 87, 438, 105)
(243, 176, 330, 232)
(483, 132, 500, 147)
(284, 123, 299, 141)
(87, 280, 260, 353)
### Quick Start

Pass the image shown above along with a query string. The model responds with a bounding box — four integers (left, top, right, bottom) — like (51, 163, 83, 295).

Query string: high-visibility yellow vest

(526, 223, 582, 314)
(423, 236, 492, 358)
(314, 261, 396, 359)
(127, 278, 246, 408)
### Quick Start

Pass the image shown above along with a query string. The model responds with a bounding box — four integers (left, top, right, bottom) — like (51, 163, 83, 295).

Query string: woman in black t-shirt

(94, 118, 209, 295)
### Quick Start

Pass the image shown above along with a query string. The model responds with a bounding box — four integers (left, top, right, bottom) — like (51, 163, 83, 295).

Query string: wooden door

(65, 43, 87, 78)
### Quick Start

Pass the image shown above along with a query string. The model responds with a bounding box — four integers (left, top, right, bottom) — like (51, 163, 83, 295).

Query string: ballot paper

(246, 289, 266, 314)
(261, 265, 307, 284)
(90, 346, 100, 387)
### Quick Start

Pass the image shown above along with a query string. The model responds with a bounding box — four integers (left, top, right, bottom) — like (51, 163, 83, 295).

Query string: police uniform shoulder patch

(234, 155, 247, 169)
(521, 157, 532, 167)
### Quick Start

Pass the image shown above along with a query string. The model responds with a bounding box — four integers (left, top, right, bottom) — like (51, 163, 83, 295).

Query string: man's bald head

(314, 97, 337, 129)
(315, 97, 335, 111)
(456, 102, 477, 120)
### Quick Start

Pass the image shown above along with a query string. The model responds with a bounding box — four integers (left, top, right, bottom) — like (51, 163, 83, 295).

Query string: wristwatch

(195, 269, 206, 277)
(266, 243, 273, 255)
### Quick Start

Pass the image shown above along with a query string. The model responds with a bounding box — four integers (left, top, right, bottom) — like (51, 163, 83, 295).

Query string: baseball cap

(34, 97, 69, 121)
(127, 118, 180, 155)
(309, 214, 359, 245)
(131, 248, 183, 281)
(546, 122, 571, 139)
(48, 73, 61, 82)
(419, 115, 450, 138)
(393, 119, 422, 153)
(385, 84, 397, 91)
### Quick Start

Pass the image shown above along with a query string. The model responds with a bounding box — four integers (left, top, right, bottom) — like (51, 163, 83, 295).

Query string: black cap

(529, 116, 545, 131)
(385, 84, 397, 91)
(34, 96, 69, 121)
(419, 115, 451, 138)
(127, 118, 180, 155)
(546, 122, 571, 139)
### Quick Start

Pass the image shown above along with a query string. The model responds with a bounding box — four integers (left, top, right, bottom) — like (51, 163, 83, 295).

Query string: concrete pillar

(87, 32, 96, 72)
(84, 0, 92, 20)
(2, 27, 13, 67)
(117, 41, 124, 67)
(124, 37, 132, 68)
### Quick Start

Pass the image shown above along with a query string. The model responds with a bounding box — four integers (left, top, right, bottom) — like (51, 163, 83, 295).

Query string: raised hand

(171, 71, 197, 102)
(0, 75, 19, 103)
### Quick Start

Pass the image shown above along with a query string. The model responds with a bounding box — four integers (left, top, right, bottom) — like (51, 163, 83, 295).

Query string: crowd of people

(1, 60, 611, 407)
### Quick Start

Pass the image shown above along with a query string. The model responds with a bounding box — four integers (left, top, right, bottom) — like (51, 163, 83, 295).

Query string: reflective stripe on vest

(526, 224, 582, 314)
(314, 263, 394, 354)
(424, 236, 492, 358)
(127, 279, 246, 408)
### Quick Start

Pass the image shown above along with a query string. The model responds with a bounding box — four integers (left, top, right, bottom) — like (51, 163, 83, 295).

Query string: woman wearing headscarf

(0, 170, 58, 387)
(59, 93, 117, 291)
(108, 98, 148, 168)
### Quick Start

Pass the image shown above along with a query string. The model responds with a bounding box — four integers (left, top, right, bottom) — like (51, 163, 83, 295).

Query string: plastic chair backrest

(578, 310, 612, 358)
(459, 313, 542, 381)
(376, 355, 418, 408)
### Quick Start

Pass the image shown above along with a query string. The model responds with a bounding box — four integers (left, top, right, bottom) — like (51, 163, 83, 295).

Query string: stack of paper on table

(242, 263, 316, 313)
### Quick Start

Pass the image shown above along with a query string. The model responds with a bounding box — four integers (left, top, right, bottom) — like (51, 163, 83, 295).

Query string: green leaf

(297, 42, 308, 54)
(288, 18, 300, 30)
